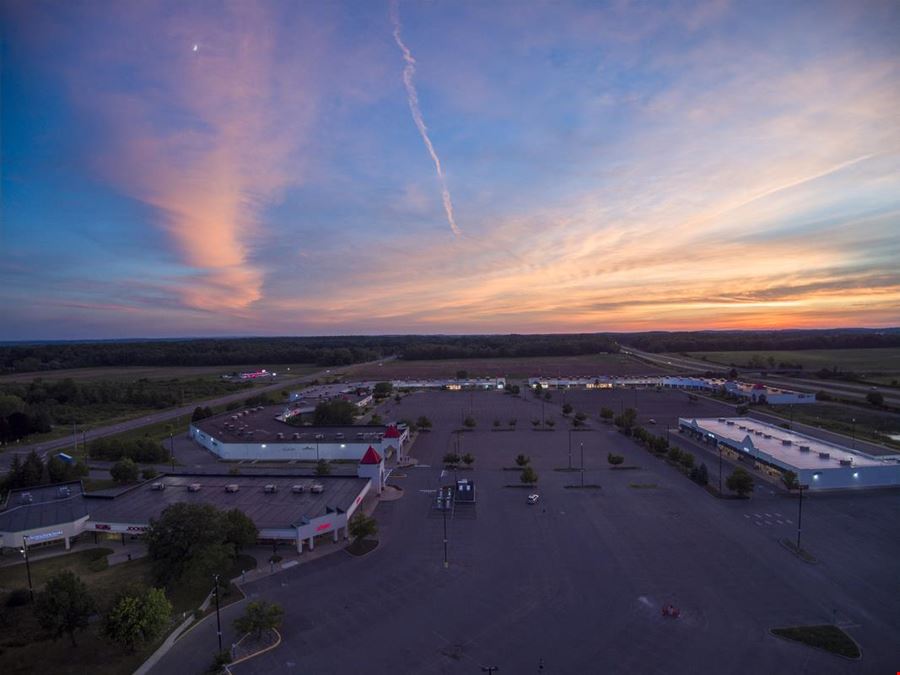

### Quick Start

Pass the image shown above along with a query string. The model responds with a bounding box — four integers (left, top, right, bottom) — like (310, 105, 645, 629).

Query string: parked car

(527, 494, 540, 505)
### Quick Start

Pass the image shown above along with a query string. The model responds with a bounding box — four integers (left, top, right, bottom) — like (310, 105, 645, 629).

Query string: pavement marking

(282, 561, 298, 569)
(776, 521, 784, 525)
(744, 514, 750, 519)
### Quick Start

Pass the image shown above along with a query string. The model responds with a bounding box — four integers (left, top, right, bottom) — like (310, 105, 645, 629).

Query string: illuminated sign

(94, 524, 111, 531)
(355, 496, 362, 505)
(127, 526, 147, 533)
(27, 530, 63, 542)
(316, 523, 332, 532)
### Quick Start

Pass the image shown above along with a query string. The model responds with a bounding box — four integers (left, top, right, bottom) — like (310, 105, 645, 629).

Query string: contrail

(390, 0, 461, 237)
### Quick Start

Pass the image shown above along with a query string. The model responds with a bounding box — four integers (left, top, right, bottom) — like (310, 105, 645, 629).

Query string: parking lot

(154, 389, 900, 674)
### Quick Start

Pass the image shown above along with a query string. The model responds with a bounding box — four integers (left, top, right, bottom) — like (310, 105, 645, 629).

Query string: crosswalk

(744, 512, 793, 527)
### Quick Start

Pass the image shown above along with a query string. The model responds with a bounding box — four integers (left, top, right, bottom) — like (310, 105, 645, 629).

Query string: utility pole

(580, 442, 585, 488)
(213, 574, 223, 652)
(442, 487, 449, 569)
(21, 536, 34, 602)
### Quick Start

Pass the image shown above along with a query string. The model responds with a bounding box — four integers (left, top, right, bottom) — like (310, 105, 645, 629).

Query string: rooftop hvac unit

(276, 432, 284, 440)
(738, 425, 746, 430)
(310, 483, 324, 494)
(799, 445, 811, 452)
(151, 482, 166, 491)
(263, 484, 277, 493)
(20, 492, 33, 504)
(818, 452, 830, 459)
(356, 432, 365, 438)
(291, 484, 305, 493)
(335, 433, 344, 439)
(188, 483, 202, 492)
(782, 439, 792, 445)
(764, 434, 772, 439)
(839, 459, 852, 466)
(57, 486, 72, 498)
(315, 433, 325, 440)
(725, 420, 734, 426)
(718, 418, 726, 422)
(293, 433, 301, 440)
(225, 484, 240, 493)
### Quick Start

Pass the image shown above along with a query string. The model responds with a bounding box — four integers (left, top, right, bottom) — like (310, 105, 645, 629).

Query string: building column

(296, 535, 304, 555)
(64, 536, 71, 550)
(308, 536, 314, 551)
(333, 529, 339, 543)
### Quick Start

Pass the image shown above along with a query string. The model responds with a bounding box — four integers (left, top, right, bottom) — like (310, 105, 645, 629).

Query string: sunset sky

(1, 0, 899, 340)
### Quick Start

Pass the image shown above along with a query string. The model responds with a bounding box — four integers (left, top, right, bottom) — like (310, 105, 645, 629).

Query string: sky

(1, 0, 899, 340)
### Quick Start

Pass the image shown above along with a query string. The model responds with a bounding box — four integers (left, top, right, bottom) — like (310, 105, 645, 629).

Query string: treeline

(619, 329, 900, 354)
(398, 334, 619, 360)
(1, 450, 89, 494)
(0, 378, 248, 442)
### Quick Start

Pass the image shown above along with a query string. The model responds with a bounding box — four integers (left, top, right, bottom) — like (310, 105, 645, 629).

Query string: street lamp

(213, 574, 223, 652)
(568, 429, 572, 470)
(850, 418, 856, 449)
(580, 442, 585, 488)
(481, 667, 499, 674)
(170, 432, 175, 472)
(20, 535, 34, 602)
(718, 444, 723, 495)
(796, 484, 804, 552)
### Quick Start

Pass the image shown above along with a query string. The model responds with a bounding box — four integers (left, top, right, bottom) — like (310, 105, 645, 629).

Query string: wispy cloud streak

(390, 0, 461, 237)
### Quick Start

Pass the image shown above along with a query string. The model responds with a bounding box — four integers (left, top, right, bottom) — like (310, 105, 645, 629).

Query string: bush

(142, 468, 158, 480)
(5, 588, 32, 607)
(463, 416, 476, 429)
(493, 419, 500, 427)
(111, 458, 140, 484)
(520, 466, 538, 484)
(679, 452, 695, 469)
(607, 453, 624, 466)
(508, 418, 517, 427)
(515, 454, 530, 467)
(690, 463, 709, 485)
(726, 467, 754, 497)
(561, 403, 573, 416)
(443, 453, 461, 466)
(667, 447, 682, 463)
(315, 459, 331, 476)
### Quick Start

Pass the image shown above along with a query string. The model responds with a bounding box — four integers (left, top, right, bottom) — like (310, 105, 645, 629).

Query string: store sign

(127, 526, 147, 533)
(94, 523, 111, 531)
(316, 523, 332, 532)
(28, 530, 63, 542)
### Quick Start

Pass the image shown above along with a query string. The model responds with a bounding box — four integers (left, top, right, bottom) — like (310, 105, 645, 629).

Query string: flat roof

(89, 474, 370, 529)
(0, 482, 89, 533)
(682, 417, 887, 470)
(1, 475, 369, 535)
(193, 406, 388, 444)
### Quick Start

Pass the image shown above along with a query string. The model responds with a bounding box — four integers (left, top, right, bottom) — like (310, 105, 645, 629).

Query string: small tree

(600, 407, 614, 422)
(607, 453, 624, 466)
(679, 452, 695, 470)
(233, 600, 284, 640)
(781, 470, 799, 491)
(462, 453, 475, 467)
(531, 419, 540, 428)
(515, 454, 530, 467)
(726, 467, 754, 498)
(370, 414, 383, 425)
(690, 462, 710, 485)
(34, 571, 96, 646)
(315, 459, 331, 476)
(562, 403, 573, 416)
(546, 419, 556, 429)
(667, 447, 682, 463)
(866, 391, 884, 407)
(104, 587, 171, 651)
(223, 508, 258, 556)
(416, 416, 432, 431)
(142, 467, 158, 480)
(443, 452, 461, 466)
(520, 466, 538, 484)
(508, 418, 517, 428)
(574, 411, 587, 425)
(493, 419, 501, 428)
(110, 458, 140, 484)
(348, 512, 378, 542)
(463, 416, 476, 430)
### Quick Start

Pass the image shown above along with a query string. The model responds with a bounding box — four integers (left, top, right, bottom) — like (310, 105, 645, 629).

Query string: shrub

(562, 403, 573, 416)
(667, 447, 682, 463)
(463, 416, 476, 429)
(493, 419, 500, 427)
(5, 588, 32, 607)
(508, 418, 517, 427)
(607, 453, 624, 466)
(520, 466, 538, 484)
(726, 467, 754, 497)
(315, 459, 331, 476)
(111, 458, 140, 484)
(142, 467, 158, 480)
(515, 454, 530, 467)
(679, 452, 695, 469)
(443, 453, 461, 466)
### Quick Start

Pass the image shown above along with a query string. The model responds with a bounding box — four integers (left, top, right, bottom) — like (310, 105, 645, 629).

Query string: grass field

(0, 547, 256, 675)
(346, 353, 662, 380)
(0, 363, 321, 383)
(679, 348, 900, 373)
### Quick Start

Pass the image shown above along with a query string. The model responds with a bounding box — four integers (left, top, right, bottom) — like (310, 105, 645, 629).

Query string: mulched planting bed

(770, 625, 860, 659)
(347, 539, 379, 556)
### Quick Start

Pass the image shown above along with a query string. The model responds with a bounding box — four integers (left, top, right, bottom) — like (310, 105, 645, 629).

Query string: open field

(346, 353, 662, 380)
(679, 349, 900, 374)
(0, 363, 321, 383)
(153, 388, 900, 674)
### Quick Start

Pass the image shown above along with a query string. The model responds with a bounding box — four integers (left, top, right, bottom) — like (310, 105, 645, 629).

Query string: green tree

(315, 459, 331, 476)
(373, 382, 393, 398)
(146, 503, 233, 589)
(493, 419, 501, 428)
(443, 452, 461, 466)
(520, 466, 538, 484)
(726, 467, 754, 498)
(142, 467, 158, 480)
(508, 418, 517, 428)
(223, 509, 258, 556)
(233, 600, 284, 640)
(574, 411, 587, 425)
(607, 453, 624, 466)
(546, 419, 556, 429)
(531, 419, 540, 428)
(47, 455, 79, 483)
(668, 447, 682, 463)
(562, 403, 573, 416)
(21, 450, 44, 487)
(515, 454, 530, 467)
(370, 413, 383, 425)
(104, 587, 171, 651)
(34, 571, 96, 646)
(463, 416, 476, 429)
(679, 452, 695, 470)
(110, 458, 140, 484)
(781, 470, 799, 491)
(416, 415, 432, 431)
(348, 512, 378, 542)
(690, 463, 710, 485)
(313, 399, 357, 425)
(599, 407, 614, 422)
(461, 453, 475, 467)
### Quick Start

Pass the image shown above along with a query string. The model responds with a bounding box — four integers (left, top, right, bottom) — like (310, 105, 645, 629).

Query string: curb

(226, 628, 283, 670)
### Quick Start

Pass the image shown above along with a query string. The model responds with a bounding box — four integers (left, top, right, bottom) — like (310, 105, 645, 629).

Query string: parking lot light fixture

(21, 535, 34, 602)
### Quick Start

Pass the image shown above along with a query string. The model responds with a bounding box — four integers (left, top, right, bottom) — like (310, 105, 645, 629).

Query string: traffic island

(779, 538, 818, 564)
(228, 628, 282, 667)
(770, 625, 860, 659)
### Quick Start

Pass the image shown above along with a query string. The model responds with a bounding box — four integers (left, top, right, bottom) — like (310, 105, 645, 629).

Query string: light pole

(442, 487, 449, 569)
(213, 574, 223, 652)
(580, 442, 585, 488)
(850, 418, 856, 450)
(718, 445, 723, 495)
(568, 430, 572, 470)
(21, 535, 34, 602)
(541, 400, 545, 428)
(170, 433, 175, 472)
(796, 484, 804, 552)
(481, 667, 499, 674)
